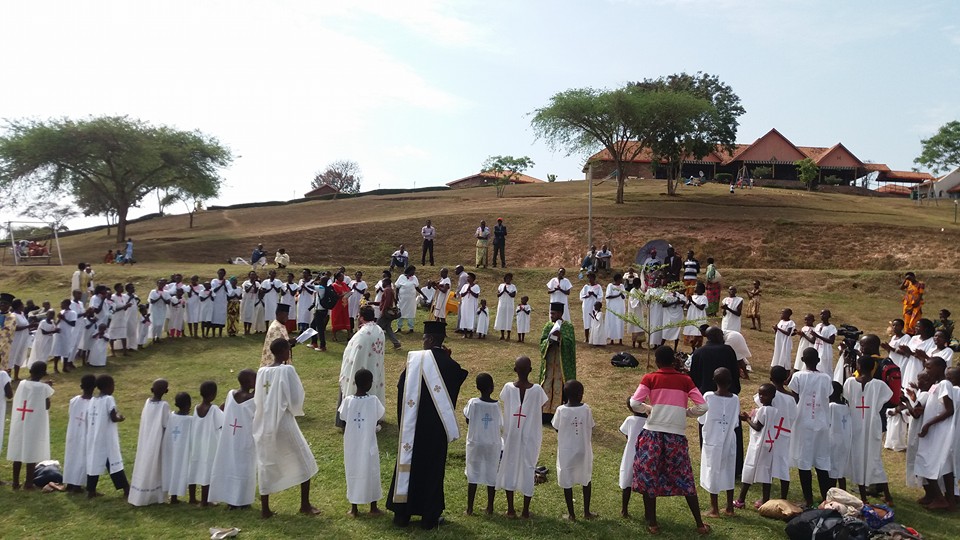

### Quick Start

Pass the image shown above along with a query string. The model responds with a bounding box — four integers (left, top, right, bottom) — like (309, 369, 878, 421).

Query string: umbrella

(634, 239, 671, 265)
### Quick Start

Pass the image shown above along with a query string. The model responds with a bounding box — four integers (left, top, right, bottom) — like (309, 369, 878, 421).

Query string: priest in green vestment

(539, 301, 576, 423)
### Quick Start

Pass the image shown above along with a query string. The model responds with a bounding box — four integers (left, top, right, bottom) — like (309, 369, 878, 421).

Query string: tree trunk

(666, 161, 679, 196)
(115, 206, 128, 243)
(188, 211, 195, 228)
(615, 162, 625, 204)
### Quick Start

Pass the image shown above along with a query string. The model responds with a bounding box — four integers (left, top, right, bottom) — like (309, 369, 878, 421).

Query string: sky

(1, 0, 958, 229)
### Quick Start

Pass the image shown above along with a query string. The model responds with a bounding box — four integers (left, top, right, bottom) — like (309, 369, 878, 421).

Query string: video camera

(837, 324, 863, 377)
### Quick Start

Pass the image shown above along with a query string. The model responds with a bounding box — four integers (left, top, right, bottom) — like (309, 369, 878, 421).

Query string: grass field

(1, 182, 959, 539)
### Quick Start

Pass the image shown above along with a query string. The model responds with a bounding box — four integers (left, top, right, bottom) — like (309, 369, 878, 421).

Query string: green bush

(715, 173, 733, 183)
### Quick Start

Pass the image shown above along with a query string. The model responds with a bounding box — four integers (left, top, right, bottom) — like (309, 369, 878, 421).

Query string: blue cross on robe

(171, 425, 182, 441)
(354, 412, 365, 430)
(481, 413, 493, 429)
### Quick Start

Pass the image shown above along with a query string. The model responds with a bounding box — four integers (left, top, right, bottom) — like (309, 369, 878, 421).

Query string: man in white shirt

(390, 245, 409, 271)
(421, 220, 436, 266)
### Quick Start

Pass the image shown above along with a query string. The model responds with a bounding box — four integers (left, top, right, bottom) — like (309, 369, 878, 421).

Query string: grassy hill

(45, 180, 960, 271)
(1, 181, 959, 539)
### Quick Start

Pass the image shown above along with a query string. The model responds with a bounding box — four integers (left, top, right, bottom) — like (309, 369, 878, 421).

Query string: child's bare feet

(505, 510, 517, 519)
(697, 524, 712, 535)
(261, 510, 275, 519)
(464, 510, 473, 516)
(369, 508, 382, 515)
(620, 510, 630, 518)
(300, 505, 321, 515)
(705, 510, 721, 518)
(347, 509, 358, 517)
(723, 509, 736, 516)
(561, 514, 576, 521)
(520, 511, 532, 519)
(583, 511, 597, 520)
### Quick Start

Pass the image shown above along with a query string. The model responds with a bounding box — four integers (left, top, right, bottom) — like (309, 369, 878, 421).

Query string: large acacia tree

(633, 72, 744, 195)
(0, 116, 232, 241)
(915, 120, 960, 175)
(531, 86, 648, 203)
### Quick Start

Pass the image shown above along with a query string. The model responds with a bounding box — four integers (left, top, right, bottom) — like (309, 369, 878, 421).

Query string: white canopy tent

(3, 220, 63, 266)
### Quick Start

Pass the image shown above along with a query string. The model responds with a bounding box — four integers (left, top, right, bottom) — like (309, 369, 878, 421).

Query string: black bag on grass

(610, 351, 639, 368)
(785, 509, 848, 540)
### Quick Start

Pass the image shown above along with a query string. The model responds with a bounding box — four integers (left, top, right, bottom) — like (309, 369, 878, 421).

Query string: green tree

(915, 120, 960, 175)
(750, 165, 772, 179)
(547, 173, 557, 183)
(481, 155, 535, 197)
(795, 157, 820, 191)
(531, 86, 648, 204)
(633, 72, 744, 195)
(312, 159, 362, 195)
(0, 116, 231, 242)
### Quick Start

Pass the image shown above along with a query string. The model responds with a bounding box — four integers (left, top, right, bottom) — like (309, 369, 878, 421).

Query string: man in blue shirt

(251, 243, 266, 269)
(492, 218, 507, 268)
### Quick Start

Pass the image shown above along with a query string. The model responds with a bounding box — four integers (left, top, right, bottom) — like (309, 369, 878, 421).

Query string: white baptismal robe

(495, 383, 548, 497)
(253, 364, 319, 495)
(128, 399, 170, 506)
(209, 390, 257, 506)
(463, 398, 502, 487)
(188, 404, 224, 485)
(552, 404, 595, 489)
(86, 395, 124, 475)
(63, 395, 91, 486)
(844, 378, 893, 485)
(161, 413, 193, 497)
(6, 380, 54, 462)
(699, 392, 739, 493)
(618, 415, 646, 490)
(340, 394, 386, 504)
(914, 380, 954, 479)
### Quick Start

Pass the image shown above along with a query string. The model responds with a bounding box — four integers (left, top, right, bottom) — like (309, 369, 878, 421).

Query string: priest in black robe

(387, 321, 468, 529)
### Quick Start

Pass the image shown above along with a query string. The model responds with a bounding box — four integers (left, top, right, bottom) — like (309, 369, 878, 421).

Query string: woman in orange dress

(900, 272, 925, 334)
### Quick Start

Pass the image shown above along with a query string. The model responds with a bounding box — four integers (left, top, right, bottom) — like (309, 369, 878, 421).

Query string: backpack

(785, 509, 848, 540)
(610, 351, 639, 368)
(318, 285, 339, 310)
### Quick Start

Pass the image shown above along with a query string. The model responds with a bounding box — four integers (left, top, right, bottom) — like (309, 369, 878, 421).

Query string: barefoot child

(792, 313, 817, 377)
(901, 371, 932, 490)
(162, 392, 193, 503)
(188, 380, 223, 506)
(463, 372, 502, 516)
(588, 301, 606, 347)
(209, 369, 258, 509)
(828, 382, 851, 491)
(128, 379, 170, 506)
(746, 280, 761, 330)
(844, 355, 893, 504)
(788, 348, 834, 507)
(339, 368, 385, 517)
(6, 361, 54, 489)
(494, 274, 516, 341)
(515, 297, 531, 343)
(495, 356, 548, 519)
(683, 284, 708, 352)
(618, 400, 646, 517)
(85, 374, 129, 498)
(762, 366, 796, 500)
(138, 305, 151, 348)
(63, 375, 95, 492)
(552, 379, 596, 521)
(913, 358, 953, 510)
(771, 308, 795, 370)
(253, 338, 320, 518)
(700, 367, 740, 517)
(475, 299, 489, 339)
(736, 383, 777, 509)
(87, 323, 109, 368)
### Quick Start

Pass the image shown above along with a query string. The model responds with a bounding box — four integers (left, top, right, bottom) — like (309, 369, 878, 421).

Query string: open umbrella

(634, 239, 671, 266)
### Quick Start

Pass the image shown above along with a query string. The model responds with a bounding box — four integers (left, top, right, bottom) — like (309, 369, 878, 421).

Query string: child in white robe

(85, 374, 128, 498)
(162, 392, 194, 502)
(659, 289, 684, 348)
(463, 373, 502, 515)
(27, 310, 57, 369)
(64, 374, 96, 492)
(475, 299, 489, 339)
(792, 313, 817, 373)
(760, 366, 797, 500)
(700, 367, 740, 517)
(901, 373, 930, 489)
(811, 310, 838, 381)
(167, 291, 184, 338)
(588, 301, 606, 346)
(683, 286, 708, 351)
(771, 308, 796, 370)
(515, 297, 531, 342)
(138, 305, 151, 347)
(53, 300, 78, 372)
(493, 274, 517, 340)
(6, 361, 54, 489)
(645, 284, 664, 347)
(736, 383, 777, 509)
(209, 370, 258, 508)
(496, 356, 548, 519)
(720, 287, 743, 333)
(618, 403, 646, 518)
(828, 382, 852, 490)
(87, 323, 109, 367)
(0, 370, 11, 457)
(788, 348, 834, 507)
(254, 338, 320, 517)
(552, 380, 596, 521)
(188, 380, 223, 506)
(128, 379, 170, 506)
(843, 355, 893, 504)
(339, 368, 385, 516)
(912, 359, 953, 510)
(627, 281, 647, 349)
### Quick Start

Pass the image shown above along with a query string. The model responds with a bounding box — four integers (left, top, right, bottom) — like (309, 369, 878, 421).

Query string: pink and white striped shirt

(630, 367, 707, 435)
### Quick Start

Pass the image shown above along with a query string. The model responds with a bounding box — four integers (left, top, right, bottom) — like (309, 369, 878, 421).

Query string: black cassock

(386, 346, 468, 527)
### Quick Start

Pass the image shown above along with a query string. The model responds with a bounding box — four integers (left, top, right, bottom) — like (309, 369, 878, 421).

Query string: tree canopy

(795, 157, 820, 191)
(531, 86, 648, 203)
(481, 155, 534, 197)
(531, 73, 743, 201)
(0, 116, 232, 242)
(915, 120, 960, 175)
(312, 159, 362, 194)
